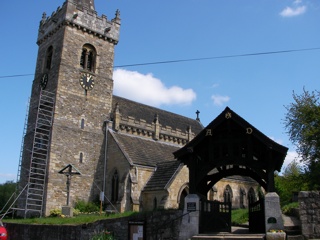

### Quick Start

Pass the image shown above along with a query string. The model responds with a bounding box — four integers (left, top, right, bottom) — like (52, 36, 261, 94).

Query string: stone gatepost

(264, 192, 284, 232)
(178, 194, 200, 240)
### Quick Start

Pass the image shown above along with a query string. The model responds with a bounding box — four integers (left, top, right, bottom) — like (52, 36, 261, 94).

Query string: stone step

(191, 233, 265, 240)
(285, 225, 302, 235)
(287, 235, 304, 240)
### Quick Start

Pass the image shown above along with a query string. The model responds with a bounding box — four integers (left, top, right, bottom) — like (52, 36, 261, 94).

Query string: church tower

(18, 0, 120, 216)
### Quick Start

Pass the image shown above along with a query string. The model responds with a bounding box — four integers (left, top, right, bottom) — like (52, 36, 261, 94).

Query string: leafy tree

(284, 88, 320, 189)
(275, 160, 306, 206)
(0, 181, 17, 213)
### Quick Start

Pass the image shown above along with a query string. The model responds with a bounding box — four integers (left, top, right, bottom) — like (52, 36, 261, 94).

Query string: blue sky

(0, 0, 319, 183)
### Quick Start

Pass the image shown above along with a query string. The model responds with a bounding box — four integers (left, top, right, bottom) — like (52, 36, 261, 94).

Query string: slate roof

(143, 161, 183, 191)
(110, 131, 180, 167)
(112, 95, 203, 134)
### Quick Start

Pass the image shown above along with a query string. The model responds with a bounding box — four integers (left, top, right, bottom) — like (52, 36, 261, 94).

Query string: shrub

(74, 200, 99, 213)
(282, 202, 299, 216)
(49, 208, 62, 217)
(91, 230, 114, 240)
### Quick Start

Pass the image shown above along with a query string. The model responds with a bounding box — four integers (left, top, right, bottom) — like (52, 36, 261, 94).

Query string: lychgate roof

(174, 107, 288, 194)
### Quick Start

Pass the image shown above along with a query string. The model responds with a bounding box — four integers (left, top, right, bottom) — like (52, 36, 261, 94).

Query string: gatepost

(264, 192, 284, 232)
(178, 194, 200, 240)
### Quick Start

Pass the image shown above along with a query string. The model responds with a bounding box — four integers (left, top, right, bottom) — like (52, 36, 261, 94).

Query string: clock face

(40, 73, 48, 89)
(79, 73, 94, 90)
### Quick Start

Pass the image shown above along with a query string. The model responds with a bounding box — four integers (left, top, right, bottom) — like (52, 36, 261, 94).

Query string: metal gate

(199, 200, 231, 233)
(249, 199, 265, 233)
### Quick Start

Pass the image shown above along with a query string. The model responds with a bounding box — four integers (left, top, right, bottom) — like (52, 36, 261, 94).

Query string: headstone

(61, 206, 73, 217)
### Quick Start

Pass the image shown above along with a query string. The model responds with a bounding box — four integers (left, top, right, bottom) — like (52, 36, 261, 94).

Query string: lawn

(3, 211, 136, 225)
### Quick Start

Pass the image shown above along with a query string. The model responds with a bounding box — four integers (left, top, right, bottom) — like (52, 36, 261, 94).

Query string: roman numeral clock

(79, 73, 94, 90)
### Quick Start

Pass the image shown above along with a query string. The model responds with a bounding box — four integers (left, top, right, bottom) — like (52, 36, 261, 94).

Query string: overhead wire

(1, 47, 319, 79)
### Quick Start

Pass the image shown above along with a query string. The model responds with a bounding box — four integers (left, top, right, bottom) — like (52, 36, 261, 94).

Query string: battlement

(37, 0, 120, 45)
(115, 115, 194, 146)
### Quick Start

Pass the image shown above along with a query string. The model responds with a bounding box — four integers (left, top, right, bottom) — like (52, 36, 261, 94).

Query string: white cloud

(211, 83, 219, 88)
(269, 136, 283, 145)
(280, 6, 307, 17)
(113, 69, 196, 107)
(293, 0, 302, 5)
(211, 94, 230, 106)
(0, 173, 16, 183)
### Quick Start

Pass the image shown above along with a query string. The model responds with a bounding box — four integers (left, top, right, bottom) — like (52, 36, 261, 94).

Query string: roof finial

(196, 110, 200, 122)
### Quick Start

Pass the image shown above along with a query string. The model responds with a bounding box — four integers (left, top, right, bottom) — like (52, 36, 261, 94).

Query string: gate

(249, 199, 265, 233)
(199, 200, 231, 233)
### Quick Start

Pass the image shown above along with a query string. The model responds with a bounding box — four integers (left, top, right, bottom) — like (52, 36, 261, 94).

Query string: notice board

(128, 221, 145, 240)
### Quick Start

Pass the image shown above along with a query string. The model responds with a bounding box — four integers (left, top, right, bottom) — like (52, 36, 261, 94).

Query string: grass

(231, 208, 248, 225)
(2, 211, 137, 225)
(3, 209, 249, 226)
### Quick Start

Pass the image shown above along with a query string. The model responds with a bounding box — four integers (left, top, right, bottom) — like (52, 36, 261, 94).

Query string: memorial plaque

(187, 202, 196, 212)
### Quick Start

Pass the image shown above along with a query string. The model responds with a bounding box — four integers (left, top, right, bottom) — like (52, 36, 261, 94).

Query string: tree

(284, 88, 320, 189)
(275, 160, 306, 206)
(0, 181, 16, 213)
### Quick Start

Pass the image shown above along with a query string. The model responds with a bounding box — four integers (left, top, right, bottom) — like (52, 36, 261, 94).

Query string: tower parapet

(37, 1, 120, 45)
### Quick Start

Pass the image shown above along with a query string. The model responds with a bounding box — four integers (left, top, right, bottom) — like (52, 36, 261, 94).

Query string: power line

(114, 47, 320, 68)
(1, 47, 319, 79)
(0, 74, 34, 79)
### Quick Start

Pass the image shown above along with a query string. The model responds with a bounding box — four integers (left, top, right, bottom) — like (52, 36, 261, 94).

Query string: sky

(0, 0, 319, 184)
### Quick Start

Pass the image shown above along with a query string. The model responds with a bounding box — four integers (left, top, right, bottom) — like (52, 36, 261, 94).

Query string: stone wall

(5, 210, 183, 240)
(299, 191, 320, 239)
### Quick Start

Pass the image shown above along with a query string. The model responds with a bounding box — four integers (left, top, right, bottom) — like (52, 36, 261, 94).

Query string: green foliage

(275, 160, 307, 206)
(91, 230, 114, 240)
(49, 208, 62, 217)
(284, 88, 320, 189)
(0, 181, 17, 212)
(282, 202, 299, 216)
(231, 209, 248, 225)
(74, 199, 100, 213)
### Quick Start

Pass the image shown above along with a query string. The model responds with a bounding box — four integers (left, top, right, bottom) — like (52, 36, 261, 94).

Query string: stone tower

(18, 0, 120, 216)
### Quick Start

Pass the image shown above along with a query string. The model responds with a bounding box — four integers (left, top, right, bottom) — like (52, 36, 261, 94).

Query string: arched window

(153, 197, 157, 210)
(45, 46, 53, 70)
(240, 188, 246, 208)
(224, 185, 233, 204)
(80, 44, 96, 72)
(81, 119, 85, 129)
(209, 186, 217, 201)
(248, 187, 256, 204)
(111, 170, 119, 202)
(79, 152, 83, 163)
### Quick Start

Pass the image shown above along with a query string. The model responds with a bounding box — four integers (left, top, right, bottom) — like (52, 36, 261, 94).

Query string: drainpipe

(103, 120, 110, 201)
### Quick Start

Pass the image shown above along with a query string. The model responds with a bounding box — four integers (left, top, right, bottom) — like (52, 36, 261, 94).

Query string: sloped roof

(112, 95, 203, 134)
(174, 107, 288, 171)
(143, 161, 183, 191)
(110, 131, 180, 167)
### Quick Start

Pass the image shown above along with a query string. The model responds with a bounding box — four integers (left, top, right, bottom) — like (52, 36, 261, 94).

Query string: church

(17, 0, 261, 217)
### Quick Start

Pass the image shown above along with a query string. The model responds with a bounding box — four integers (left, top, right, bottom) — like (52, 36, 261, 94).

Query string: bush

(49, 208, 62, 217)
(91, 230, 114, 240)
(49, 208, 80, 217)
(74, 200, 99, 213)
(282, 202, 299, 216)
